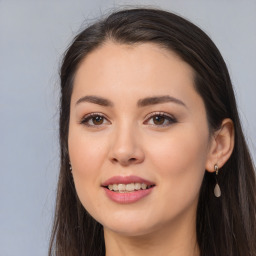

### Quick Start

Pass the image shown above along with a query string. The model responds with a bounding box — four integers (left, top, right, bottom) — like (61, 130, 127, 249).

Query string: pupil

(153, 116, 164, 125)
(93, 116, 103, 125)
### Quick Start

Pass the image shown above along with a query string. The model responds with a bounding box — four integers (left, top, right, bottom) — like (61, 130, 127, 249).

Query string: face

(68, 42, 213, 236)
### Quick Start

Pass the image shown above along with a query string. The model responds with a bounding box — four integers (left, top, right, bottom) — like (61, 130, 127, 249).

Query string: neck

(104, 211, 199, 256)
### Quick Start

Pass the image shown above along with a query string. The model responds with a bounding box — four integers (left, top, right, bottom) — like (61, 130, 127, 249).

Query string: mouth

(101, 175, 156, 200)
(103, 183, 155, 193)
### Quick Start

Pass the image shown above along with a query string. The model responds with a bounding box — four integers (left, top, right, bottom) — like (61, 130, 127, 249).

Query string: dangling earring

(214, 164, 221, 197)
(69, 161, 72, 173)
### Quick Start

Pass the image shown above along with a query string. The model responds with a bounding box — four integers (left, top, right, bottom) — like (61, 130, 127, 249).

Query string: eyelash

(80, 112, 177, 128)
(80, 113, 110, 127)
(144, 112, 177, 127)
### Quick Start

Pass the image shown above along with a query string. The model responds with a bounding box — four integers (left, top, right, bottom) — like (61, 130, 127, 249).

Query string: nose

(109, 124, 145, 166)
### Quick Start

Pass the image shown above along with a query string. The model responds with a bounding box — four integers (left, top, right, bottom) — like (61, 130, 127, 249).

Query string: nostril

(111, 157, 138, 166)
(112, 158, 118, 163)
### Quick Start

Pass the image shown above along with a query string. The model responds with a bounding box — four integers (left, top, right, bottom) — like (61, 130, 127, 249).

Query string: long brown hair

(49, 8, 256, 256)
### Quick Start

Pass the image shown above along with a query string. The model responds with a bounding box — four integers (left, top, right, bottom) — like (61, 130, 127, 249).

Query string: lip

(101, 175, 155, 186)
(101, 175, 155, 204)
(103, 187, 154, 204)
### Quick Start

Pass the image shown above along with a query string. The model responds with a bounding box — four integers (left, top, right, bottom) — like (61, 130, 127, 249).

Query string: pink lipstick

(102, 175, 155, 204)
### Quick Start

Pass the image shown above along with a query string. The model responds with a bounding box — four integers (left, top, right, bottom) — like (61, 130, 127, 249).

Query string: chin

(100, 214, 161, 237)
(105, 223, 155, 237)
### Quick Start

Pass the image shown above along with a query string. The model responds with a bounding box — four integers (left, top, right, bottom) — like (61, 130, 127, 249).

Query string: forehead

(74, 42, 194, 84)
(72, 41, 200, 108)
(76, 41, 194, 76)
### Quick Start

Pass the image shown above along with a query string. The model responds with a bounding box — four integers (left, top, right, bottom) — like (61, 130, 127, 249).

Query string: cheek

(152, 136, 206, 173)
(68, 130, 108, 207)
(140, 127, 209, 224)
(69, 130, 107, 173)
(147, 125, 209, 196)
(69, 132, 109, 216)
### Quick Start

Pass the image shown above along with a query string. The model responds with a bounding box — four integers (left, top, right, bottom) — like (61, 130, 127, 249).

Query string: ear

(205, 118, 235, 172)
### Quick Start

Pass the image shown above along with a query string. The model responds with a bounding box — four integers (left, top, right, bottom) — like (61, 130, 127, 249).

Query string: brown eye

(81, 113, 110, 127)
(92, 116, 104, 125)
(145, 113, 177, 127)
(152, 116, 165, 125)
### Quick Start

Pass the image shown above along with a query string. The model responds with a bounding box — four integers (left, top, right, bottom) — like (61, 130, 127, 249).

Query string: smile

(102, 175, 156, 203)
(107, 183, 154, 193)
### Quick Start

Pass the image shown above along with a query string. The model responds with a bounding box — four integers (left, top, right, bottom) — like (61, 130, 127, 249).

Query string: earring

(214, 164, 221, 197)
(69, 162, 72, 172)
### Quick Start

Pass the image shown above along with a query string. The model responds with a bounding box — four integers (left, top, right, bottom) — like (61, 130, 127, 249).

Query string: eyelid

(144, 111, 175, 120)
(143, 111, 177, 126)
(79, 111, 176, 127)
(80, 112, 111, 127)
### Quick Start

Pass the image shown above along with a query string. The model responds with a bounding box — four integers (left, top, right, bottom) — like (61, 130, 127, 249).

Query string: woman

(49, 8, 256, 256)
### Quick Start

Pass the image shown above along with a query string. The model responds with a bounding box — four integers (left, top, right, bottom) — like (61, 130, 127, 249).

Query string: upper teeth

(108, 183, 150, 192)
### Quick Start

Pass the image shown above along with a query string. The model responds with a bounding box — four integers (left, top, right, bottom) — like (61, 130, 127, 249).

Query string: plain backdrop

(0, 0, 255, 255)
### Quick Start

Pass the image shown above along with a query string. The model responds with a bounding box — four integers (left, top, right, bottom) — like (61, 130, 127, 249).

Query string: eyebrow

(76, 95, 113, 107)
(137, 95, 187, 108)
(76, 95, 186, 108)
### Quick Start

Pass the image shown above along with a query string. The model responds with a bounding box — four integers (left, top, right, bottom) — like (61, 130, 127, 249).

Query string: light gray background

(1, 1, 255, 255)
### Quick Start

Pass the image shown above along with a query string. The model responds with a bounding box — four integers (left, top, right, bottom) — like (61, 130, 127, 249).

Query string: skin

(68, 42, 234, 256)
